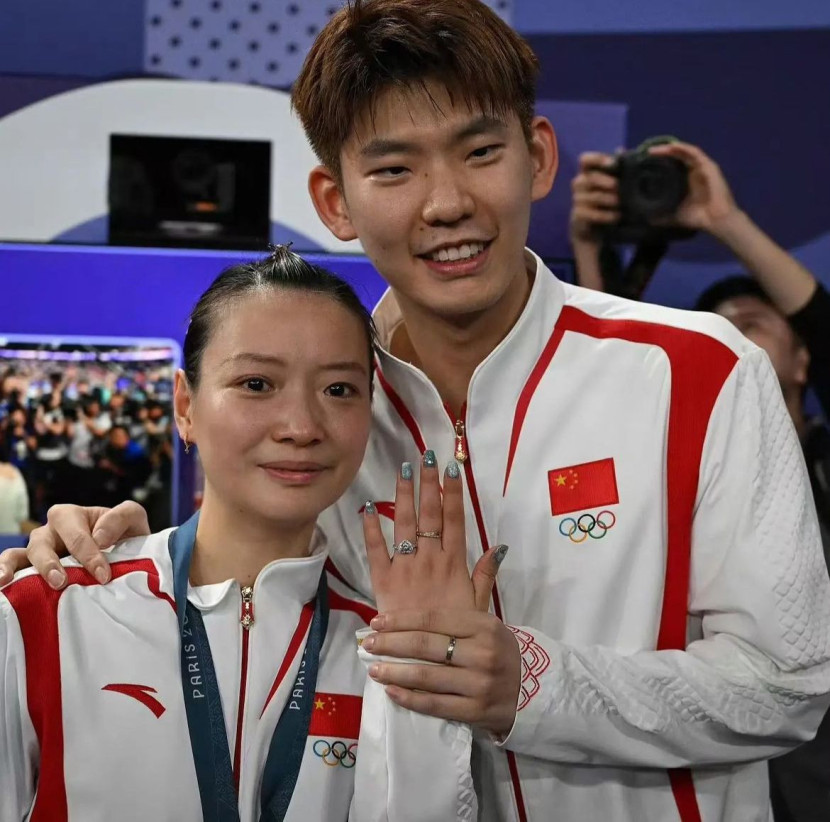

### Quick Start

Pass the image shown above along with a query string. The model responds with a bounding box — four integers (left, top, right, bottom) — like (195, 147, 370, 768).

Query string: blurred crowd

(0, 357, 175, 534)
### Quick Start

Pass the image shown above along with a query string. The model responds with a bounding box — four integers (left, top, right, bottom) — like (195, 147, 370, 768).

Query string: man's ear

(794, 343, 810, 388)
(528, 116, 559, 203)
(308, 165, 358, 242)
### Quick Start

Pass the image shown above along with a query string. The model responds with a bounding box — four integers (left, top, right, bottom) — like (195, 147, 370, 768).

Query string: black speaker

(108, 134, 271, 250)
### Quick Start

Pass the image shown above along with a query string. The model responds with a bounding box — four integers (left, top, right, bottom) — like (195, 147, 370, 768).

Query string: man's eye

(469, 144, 502, 160)
(325, 383, 358, 398)
(374, 166, 409, 178)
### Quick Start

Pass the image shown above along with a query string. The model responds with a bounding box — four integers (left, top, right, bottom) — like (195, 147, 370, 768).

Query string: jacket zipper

(454, 419, 468, 462)
(233, 585, 255, 792)
(445, 404, 529, 822)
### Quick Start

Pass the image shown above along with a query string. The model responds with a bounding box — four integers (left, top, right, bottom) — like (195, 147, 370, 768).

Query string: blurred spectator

(570, 141, 830, 822)
(32, 395, 67, 520)
(98, 425, 151, 509)
(65, 398, 111, 507)
(0, 460, 29, 535)
(0, 351, 176, 531)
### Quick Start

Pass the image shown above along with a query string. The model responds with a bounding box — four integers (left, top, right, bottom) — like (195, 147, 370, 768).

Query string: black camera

(602, 136, 693, 244)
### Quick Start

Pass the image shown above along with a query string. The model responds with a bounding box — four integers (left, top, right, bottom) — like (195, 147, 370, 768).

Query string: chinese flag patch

(309, 692, 362, 739)
(548, 458, 619, 516)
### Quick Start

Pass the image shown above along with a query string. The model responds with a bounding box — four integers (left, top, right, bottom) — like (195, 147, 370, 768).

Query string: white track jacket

(0, 530, 476, 821)
(320, 251, 830, 822)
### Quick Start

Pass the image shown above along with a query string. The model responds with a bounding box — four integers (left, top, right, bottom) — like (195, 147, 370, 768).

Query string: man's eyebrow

(358, 138, 419, 160)
(358, 115, 509, 160)
(453, 115, 509, 142)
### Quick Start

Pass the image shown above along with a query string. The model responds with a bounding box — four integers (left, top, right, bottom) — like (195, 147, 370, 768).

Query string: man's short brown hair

(291, 0, 539, 179)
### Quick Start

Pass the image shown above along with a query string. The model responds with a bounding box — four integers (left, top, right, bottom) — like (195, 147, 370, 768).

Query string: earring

(184, 439, 191, 455)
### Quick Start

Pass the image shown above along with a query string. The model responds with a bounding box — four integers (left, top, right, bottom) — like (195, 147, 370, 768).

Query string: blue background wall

(0, 0, 145, 77)
(1, 0, 828, 300)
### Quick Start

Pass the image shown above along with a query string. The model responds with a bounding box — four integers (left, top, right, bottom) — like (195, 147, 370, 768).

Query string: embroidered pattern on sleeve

(509, 627, 551, 711)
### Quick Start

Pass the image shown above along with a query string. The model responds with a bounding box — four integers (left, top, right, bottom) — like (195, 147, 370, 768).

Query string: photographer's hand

(650, 141, 817, 314)
(570, 152, 620, 291)
(648, 142, 739, 233)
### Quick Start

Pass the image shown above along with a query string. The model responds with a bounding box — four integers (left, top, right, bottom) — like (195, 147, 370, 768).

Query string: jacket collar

(372, 249, 567, 419)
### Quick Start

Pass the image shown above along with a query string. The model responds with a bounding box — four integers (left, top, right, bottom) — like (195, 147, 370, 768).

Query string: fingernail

(94, 564, 110, 584)
(400, 461, 413, 481)
(445, 460, 460, 479)
(364, 500, 376, 515)
(368, 664, 381, 679)
(494, 544, 509, 565)
(362, 635, 375, 651)
(47, 568, 66, 589)
(423, 449, 436, 468)
(370, 614, 385, 630)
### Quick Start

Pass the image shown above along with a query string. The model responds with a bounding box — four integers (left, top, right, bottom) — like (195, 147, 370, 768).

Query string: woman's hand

(363, 451, 503, 614)
(361, 451, 521, 736)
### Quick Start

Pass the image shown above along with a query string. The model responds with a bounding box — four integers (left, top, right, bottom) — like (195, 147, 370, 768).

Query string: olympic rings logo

(558, 511, 616, 543)
(313, 739, 358, 768)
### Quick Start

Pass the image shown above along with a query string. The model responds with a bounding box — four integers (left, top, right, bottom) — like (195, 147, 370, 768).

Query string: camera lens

(629, 157, 688, 219)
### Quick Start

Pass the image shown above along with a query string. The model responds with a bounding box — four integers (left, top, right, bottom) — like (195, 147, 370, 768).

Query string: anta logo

(358, 501, 395, 520)
(549, 458, 619, 541)
(102, 683, 166, 718)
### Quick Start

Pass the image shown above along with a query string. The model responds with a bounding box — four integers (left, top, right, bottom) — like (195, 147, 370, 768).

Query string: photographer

(572, 141, 830, 822)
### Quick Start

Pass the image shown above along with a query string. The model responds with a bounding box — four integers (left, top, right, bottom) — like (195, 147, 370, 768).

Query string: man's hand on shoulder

(0, 501, 151, 589)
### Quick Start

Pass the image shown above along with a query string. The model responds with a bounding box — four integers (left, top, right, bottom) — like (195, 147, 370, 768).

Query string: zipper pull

(454, 419, 468, 463)
(240, 585, 255, 629)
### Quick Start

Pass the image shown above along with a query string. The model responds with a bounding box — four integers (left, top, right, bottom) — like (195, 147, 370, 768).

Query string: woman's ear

(308, 165, 359, 242)
(173, 369, 194, 446)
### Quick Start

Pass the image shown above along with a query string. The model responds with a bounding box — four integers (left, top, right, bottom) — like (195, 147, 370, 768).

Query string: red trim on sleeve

(3, 559, 173, 821)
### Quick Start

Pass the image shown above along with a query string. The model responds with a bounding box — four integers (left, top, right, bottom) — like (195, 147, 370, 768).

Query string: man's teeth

(430, 242, 486, 262)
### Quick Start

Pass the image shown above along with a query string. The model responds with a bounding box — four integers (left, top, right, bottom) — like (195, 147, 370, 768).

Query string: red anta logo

(102, 683, 166, 718)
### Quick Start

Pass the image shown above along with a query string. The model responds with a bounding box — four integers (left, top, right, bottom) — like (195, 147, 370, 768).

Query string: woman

(0, 247, 496, 821)
(0, 458, 29, 534)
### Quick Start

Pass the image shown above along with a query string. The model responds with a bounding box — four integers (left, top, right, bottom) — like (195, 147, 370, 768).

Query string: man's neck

(189, 489, 316, 587)
(389, 263, 535, 417)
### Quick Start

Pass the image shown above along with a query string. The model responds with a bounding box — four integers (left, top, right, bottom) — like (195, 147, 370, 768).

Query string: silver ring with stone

(394, 539, 417, 555)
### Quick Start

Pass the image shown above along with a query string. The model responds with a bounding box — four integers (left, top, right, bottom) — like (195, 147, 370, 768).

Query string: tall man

(4, 2, 830, 820)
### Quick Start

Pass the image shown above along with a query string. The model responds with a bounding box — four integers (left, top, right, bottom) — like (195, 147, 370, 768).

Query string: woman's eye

(325, 382, 358, 399)
(243, 378, 269, 393)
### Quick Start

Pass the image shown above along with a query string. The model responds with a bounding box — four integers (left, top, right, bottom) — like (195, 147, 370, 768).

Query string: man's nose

(421, 169, 475, 226)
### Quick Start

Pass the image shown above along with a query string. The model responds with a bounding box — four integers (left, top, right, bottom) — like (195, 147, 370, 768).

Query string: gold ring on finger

(416, 530, 442, 539)
(445, 635, 457, 664)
